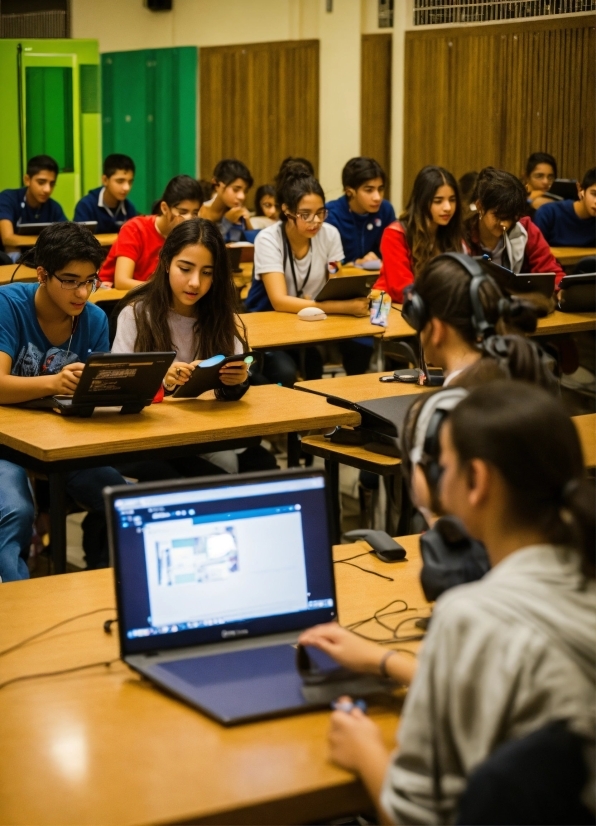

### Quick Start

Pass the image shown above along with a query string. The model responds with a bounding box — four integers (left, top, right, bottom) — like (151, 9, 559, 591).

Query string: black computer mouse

(344, 530, 407, 563)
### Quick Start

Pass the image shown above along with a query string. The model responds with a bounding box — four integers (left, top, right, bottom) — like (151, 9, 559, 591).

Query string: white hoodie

(381, 544, 596, 825)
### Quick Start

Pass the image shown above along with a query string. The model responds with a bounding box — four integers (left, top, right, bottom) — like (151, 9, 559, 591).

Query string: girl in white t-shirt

(249, 163, 370, 384)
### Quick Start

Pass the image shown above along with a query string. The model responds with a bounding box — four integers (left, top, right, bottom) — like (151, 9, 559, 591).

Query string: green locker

(102, 47, 197, 215)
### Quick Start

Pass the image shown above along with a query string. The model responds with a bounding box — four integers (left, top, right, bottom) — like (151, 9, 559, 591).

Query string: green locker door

(102, 47, 197, 214)
(21, 51, 81, 218)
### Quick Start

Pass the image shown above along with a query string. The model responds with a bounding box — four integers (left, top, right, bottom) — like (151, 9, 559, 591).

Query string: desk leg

(287, 432, 301, 468)
(325, 459, 341, 545)
(49, 471, 68, 574)
(396, 475, 413, 536)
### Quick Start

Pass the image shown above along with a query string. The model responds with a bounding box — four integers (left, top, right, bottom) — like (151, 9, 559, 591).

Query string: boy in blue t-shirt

(0, 222, 125, 581)
(325, 156, 396, 265)
(74, 153, 138, 234)
(533, 167, 596, 247)
(0, 155, 67, 251)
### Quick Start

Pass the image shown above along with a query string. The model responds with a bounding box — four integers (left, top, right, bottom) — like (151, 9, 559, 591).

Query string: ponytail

(275, 162, 325, 222)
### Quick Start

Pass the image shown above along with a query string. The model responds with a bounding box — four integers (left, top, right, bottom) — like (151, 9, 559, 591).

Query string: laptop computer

(16, 221, 98, 236)
(315, 274, 376, 302)
(104, 469, 349, 724)
(21, 351, 175, 416)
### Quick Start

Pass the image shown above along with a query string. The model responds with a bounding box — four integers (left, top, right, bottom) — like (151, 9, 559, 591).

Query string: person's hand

(344, 297, 370, 317)
(355, 252, 379, 266)
(52, 362, 85, 395)
(299, 623, 384, 674)
(225, 206, 250, 225)
(329, 697, 386, 773)
(164, 361, 194, 388)
(219, 360, 249, 386)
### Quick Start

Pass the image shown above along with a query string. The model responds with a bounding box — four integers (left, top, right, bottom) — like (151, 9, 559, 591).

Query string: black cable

(0, 659, 119, 691)
(345, 599, 429, 645)
(334, 551, 395, 581)
(0, 607, 116, 658)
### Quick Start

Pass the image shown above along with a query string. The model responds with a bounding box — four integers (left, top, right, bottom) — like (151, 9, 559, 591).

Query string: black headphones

(401, 253, 505, 343)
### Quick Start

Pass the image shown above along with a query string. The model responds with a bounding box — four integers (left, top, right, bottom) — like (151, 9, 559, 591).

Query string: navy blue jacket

(325, 195, 396, 263)
(74, 186, 138, 234)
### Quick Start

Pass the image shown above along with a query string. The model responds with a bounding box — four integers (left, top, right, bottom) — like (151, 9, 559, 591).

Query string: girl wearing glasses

(247, 162, 369, 384)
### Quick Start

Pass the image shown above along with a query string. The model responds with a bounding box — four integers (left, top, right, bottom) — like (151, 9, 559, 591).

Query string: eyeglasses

(52, 273, 99, 292)
(291, 208, 328, 224)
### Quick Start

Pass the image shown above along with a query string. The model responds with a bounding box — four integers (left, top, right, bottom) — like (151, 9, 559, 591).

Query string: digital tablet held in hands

(314, 274, 376, 303)
(172, 353, 254, 399)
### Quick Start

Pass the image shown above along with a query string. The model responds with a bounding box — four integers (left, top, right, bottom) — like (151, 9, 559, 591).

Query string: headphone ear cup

(402, 288, 427, 332)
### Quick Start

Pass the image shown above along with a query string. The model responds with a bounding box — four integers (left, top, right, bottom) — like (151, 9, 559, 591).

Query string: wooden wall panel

(361, 33, 392, 195)
(199, 40, 319, 207)
(403, 16, 595, 203)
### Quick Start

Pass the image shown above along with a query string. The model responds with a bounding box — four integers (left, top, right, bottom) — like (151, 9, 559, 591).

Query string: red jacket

(468, 216, 565, 288)
(374, 221, 414, 303)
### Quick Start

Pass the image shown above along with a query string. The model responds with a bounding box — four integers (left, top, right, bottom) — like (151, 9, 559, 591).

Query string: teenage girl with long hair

(375, 165, 465, 303)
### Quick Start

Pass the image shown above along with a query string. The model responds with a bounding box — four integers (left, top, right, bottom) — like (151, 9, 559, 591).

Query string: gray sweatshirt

(381, 544, 596, 825)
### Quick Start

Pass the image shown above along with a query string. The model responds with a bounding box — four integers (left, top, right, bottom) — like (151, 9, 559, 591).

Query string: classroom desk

(295, 371, 429, 402)
(574, 413, 596, 468)
(11, 232, 118, 248)
(89, 286, 128, 304)
(0, 263, 37, 285)
(531, 309, 596, 335)
(550, 247, 596, 267)
(0, 535, 425, 826)
(0, 385, 359, 574)
(240, 310, 395, 349)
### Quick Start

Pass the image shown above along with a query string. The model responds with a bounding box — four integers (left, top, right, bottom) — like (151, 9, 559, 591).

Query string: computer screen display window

(110, 472, 336, 654)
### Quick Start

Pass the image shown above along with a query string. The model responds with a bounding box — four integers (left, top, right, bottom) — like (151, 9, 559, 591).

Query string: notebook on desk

(104, 469, 348, 725)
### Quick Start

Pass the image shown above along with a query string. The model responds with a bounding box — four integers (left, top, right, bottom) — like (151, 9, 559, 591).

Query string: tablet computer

(475, 258, 556, 298)
(315, 274, 376, 303)
(172, 353, 254, 399)
(21, 351, 175, 416)
(557, 272, 595, 313)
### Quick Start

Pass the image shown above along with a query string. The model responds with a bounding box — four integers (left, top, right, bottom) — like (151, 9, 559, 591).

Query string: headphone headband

(408, 387, 469, 468)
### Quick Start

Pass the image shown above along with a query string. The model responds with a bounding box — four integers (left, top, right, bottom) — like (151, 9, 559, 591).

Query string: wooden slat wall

(361, 33, 393, 196)
(199, 40, 319, 207)
(403, 16, 595, 202)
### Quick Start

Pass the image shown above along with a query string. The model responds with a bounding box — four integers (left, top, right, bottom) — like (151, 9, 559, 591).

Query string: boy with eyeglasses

(0, 222, 126, 580)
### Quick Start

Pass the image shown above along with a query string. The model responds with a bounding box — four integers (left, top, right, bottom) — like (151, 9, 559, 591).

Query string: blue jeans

(0, 460, 125, 581)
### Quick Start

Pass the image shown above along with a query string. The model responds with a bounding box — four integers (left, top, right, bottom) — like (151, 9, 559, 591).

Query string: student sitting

(325, 156, 396, 265)
(199, 159, 254, 241)
(74, 153, 137, 234)
(112, 218, 276, 476)
(0, 223, 126, 580)
(246, 162, 368, 385)
(375, 165, 465, 303)
(533, 167, 596, 248)
(301, 380, 595, 824)
(0, 155, 66, 251)
(99, 175, 202, 289)
(250, 184, 279, 229)
(524, 151, 558, 212)
(466, 166, 564, 287)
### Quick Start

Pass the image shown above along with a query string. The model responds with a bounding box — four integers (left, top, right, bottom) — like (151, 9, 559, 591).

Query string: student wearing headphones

(301, 381, 595, 824)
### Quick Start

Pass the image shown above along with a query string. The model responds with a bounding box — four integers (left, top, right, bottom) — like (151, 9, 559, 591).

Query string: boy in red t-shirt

(99, 175, 203, 289)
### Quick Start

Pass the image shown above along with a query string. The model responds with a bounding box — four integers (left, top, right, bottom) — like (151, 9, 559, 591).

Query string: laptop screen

(107, 470, 337, 656)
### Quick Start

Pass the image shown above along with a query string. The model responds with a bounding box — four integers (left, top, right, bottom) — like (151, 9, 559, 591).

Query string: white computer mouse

(297, 307, 327, 321)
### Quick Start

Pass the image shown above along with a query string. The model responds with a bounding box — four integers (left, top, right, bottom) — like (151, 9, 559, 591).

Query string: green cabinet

(102, 47, 197, 215)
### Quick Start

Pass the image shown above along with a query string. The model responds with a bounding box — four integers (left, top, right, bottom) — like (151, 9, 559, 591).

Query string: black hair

(116, 218, 247, 362)
(196, 178, 214, 203)
(458, 171, 479, 204)
(276, 162, 325, 223)
(151, 175, 204, 214)
(470, 167, 527, 223)
(33, 222, 103, 274)
(526, 152, 558, 179)
(103, 154, 135, 177)
(580, 167, 596, 190)
(26, 155, 58, 178)
(254, 184, 276, 216)
(342, 157, 386, 190)
(277, 157, 315, 178)
(449, 381, 594, 575)
(212, 159, 253, 189)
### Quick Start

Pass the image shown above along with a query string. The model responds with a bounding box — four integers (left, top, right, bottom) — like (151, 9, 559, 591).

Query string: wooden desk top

(0, 536, 424, 826)
(0, 264, 37, 285)
(301, 434, 401, 474)
(532, 309, 596, 335)
(240, 310, 388, 349)
(0, 385, 360, 464)
(550, 247, 596, 266)
(296, 372, 429, 402)
(574, 413, 596, 468)
(13, 233, 118, 248)
(89, 287, 128, 304)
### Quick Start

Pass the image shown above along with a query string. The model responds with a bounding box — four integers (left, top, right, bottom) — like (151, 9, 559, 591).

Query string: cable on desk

(0, 659, 120, 691)
(0, 607, 116, 658)
(334, 551, 395, 582)
(346, 599, 428, 645)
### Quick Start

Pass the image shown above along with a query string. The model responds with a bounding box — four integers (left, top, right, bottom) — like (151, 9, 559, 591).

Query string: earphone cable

(0, 607, 116, 658)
